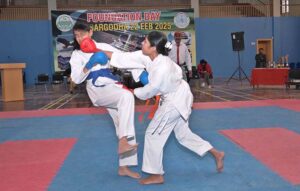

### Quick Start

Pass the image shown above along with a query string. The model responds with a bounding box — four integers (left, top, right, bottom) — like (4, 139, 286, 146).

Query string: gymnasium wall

(195, 17, 300, 77)
(0, 17, 299, 84)
(0, 20, 54, 85)
(273, 17, 300, 67)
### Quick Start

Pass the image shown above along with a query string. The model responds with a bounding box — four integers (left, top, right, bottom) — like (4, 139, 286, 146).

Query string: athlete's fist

(85, 52, 108, 69)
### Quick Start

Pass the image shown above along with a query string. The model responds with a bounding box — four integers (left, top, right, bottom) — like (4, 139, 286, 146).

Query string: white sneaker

(208, 85, 212, 89)
(201, 82, 205, 87)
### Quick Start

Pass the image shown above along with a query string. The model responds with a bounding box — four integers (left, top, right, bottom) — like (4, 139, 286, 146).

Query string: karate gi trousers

(87, 83, 138, 167)
(142, 104, 213, 174)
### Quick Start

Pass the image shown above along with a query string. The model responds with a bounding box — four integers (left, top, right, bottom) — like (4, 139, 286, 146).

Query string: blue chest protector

(86, 68, 119, 87)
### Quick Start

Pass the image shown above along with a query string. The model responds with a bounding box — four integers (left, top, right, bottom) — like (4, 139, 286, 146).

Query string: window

(281, 0, 289, 13)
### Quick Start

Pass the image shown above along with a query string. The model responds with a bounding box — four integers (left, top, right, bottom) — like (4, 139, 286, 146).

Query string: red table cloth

(251, 68, 289, 87)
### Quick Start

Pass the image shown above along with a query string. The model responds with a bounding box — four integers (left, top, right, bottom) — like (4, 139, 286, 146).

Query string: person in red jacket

(197, 59, 213, 88)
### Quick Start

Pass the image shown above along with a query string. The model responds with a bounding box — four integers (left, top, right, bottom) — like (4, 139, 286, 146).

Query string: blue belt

(86, 68, 118, 87)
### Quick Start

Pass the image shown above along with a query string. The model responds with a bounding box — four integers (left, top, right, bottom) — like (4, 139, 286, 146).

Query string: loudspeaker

(231, 32, 244, 51)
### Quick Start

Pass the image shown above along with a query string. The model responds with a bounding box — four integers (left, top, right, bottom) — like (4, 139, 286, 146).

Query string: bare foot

(215, 151, 225, 173)
(139, 175, 164, 185)
(209, 148, 225, 173)
(118, 138, 138, 155)
(118, 166, 141, 179)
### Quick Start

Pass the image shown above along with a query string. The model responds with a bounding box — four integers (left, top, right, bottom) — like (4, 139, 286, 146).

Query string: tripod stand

(226, 50, 250, 84)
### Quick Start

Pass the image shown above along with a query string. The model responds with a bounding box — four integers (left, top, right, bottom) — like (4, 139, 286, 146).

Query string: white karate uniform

(69, 42, 137, 167)
(110, 51, 213, 174)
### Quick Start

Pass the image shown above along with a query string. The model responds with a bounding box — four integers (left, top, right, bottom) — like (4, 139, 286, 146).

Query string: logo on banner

(174, 12, 190, 29)
(56, 14, 74, 32)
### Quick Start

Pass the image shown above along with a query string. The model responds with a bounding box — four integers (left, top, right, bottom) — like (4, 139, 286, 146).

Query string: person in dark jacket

(255, 48, 267, 68)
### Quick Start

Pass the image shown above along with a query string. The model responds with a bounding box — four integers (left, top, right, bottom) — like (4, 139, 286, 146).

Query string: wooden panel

(0, 63, 26, 102)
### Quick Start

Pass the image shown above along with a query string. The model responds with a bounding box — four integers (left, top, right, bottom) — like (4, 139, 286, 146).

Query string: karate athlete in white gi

(69, 23, 140, 179)
(109, 31, 225, 185)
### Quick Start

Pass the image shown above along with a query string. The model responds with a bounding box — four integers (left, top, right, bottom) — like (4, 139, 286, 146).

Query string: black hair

(200, 59, 207, 64)
(72, 22, 92, 50)
(147, 31, 169, 56)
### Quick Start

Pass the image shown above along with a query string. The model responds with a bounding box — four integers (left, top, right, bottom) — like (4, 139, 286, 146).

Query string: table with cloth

(250, 68, 289, 88)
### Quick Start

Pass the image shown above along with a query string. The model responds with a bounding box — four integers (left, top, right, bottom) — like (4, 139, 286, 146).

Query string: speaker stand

(226, 51, 250, 84)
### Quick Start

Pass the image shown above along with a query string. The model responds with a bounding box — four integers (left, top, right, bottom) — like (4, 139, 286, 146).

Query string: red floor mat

(0, 138, 77, 191)
(0, 108, 107, 119)
(193, 100, 271, 109)
(1, 99, 299, 119)
(0, 106, 152, 119)
(275, 100, 300, 112)
(221, 127, 300, 185)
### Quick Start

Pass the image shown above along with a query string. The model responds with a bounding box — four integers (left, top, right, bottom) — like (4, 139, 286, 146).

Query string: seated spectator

(197, 59, 213, 88)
